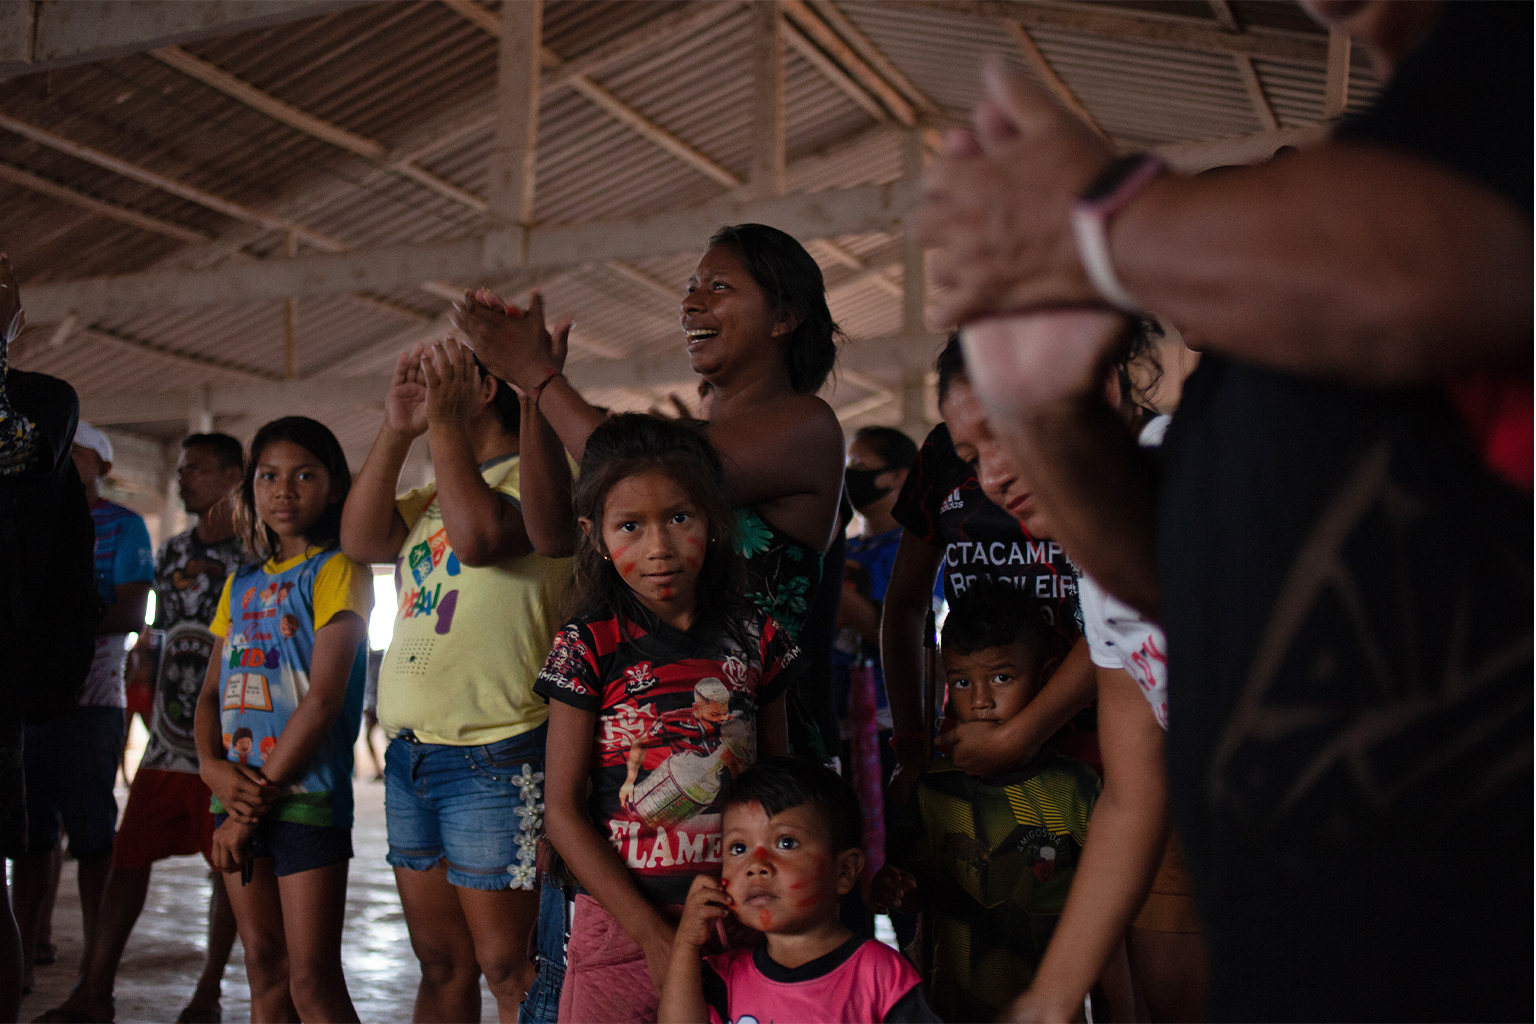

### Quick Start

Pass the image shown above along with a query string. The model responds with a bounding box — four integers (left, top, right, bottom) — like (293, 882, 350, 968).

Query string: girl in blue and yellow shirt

(194, 416, 372, 1024)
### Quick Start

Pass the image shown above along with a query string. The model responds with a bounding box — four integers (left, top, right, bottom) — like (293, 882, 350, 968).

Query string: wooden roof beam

(154, 3, 751, 271)
(781, 0, 916, 126)
(1003, 21, 1109, 142)
(1207, 1, 1279, 132)
(0, 161, 212, 244)
(917, 1, 1328, 63)
(1323, 28, 1351, 119)
(22, 179, 919, 321)
(0, 112, 347, 251)
(783, 18, 887, 125)
(442, 0, 741, 189)
(151, 45, 490, 215)
(807, 2, 941, 117)
(0, 1, 369, 80)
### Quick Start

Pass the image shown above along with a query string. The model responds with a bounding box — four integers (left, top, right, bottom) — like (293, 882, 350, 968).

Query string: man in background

(41, 433, 246, 1023)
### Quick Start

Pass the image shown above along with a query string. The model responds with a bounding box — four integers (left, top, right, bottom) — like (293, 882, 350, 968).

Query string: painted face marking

(752, 847, 771, 862)
(618, 561, 636, 576)
(758, 908, 773, 929)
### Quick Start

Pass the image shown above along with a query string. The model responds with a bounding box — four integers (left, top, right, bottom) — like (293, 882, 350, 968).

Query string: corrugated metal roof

(2, 0, 1390, 504)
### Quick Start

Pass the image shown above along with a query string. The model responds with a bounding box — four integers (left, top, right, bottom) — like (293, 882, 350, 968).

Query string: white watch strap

(1072, 206, 1143, 314)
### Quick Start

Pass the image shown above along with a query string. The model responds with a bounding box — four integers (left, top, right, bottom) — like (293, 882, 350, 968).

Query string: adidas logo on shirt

(940, 488, 963, 514)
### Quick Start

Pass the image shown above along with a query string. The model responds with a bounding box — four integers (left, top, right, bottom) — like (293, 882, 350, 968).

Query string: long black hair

(571, 413, 745, 627)
(708, 224, 842, 395)
(235, 416, 351, 562)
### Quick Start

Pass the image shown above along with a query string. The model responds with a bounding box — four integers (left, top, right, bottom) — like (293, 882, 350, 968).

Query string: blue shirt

(89, 500, 153, 606)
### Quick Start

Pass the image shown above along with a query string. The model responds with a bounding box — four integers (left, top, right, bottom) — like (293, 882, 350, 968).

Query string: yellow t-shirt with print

(377, 453, 573, 746)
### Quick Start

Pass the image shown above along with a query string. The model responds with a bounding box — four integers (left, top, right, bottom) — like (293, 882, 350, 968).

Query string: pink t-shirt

(704, 938, 932, 1024)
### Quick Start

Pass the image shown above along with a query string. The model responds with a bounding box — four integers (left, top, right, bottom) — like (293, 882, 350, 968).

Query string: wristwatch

(1071, 152, 1165, 314)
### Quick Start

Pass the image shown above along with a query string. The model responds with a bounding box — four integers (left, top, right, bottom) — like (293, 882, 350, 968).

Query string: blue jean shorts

(384, 725, 546, 891)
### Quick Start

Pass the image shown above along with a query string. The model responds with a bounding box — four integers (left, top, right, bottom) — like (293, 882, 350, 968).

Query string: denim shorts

(384, 725, 546, 891)
(212, 814, 352, 877)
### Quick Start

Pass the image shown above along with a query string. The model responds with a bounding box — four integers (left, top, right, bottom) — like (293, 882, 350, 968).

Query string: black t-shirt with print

(535, 602, 799, 905)
(893, 423, 1081, 656)
(1158, 5, 1532, 1020)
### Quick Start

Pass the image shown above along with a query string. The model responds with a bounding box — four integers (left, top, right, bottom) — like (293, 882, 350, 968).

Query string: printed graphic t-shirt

(141, 529, 246, 773)
(893, 423, 1081, 655)
(379, 454, 573, 746)
(703, 936, 938, 1023)
(891, 754, 1099, 1022)
(535, 603, 799, 904)
(80, 500, 155, 707)
(210, 546, 372, 827)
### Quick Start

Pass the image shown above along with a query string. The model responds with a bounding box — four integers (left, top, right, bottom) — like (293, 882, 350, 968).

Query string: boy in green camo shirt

(871, 581, 1099, 1021)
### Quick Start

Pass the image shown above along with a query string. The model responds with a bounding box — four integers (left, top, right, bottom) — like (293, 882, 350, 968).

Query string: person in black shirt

(918, 3, 1531, 1020)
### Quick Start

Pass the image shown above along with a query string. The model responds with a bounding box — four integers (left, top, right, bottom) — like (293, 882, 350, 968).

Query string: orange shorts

(1132, 831, 1203, 934)
(112, 767, 215, 870)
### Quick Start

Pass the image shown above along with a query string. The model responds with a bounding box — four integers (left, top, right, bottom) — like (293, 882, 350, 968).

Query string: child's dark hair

(941, 581, 1051, 665)
(183, 432, 244, 471)
(236, 416, 351, 562)
(572, 413, 742, 623)
(472, 353, 520, 436)
(725, 756, 862, 853)
(708, 224, 842, 395)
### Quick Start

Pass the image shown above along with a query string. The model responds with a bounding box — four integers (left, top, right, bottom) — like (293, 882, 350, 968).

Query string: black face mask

(845, 466, 891, 510)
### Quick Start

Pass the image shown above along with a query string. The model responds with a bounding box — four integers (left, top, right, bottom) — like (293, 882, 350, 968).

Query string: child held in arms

(870, 582, 1100, 1022)
(659, 758, 940, 1023)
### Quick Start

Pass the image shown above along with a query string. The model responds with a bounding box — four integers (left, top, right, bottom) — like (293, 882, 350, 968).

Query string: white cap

(73, 421, 113, 464)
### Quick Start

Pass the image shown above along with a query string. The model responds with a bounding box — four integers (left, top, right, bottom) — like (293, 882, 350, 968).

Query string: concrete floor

(19, 777, 500, 1024)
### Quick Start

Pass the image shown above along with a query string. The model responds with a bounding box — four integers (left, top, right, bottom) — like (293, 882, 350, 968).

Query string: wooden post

(1323, 28, 1350, 120)
(488, 0, 543, 240)
(750, 1, 786, 197)
(901, 130, 925, 338)
(282, 230, 297, 379)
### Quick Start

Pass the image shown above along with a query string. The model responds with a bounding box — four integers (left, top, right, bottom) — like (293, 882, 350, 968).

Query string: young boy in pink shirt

(659, 757, 939, 1023)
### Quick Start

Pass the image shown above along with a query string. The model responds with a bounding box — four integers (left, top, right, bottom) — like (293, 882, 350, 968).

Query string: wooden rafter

(151, 46, 385, 160)
(783, 19, 887, 124)
(79, 326, 281, 382)
(918, 1, 1329, 63)
(1004, 21, 1108, 142)
(442, 0, 742, 189)
(781, 0, 916, 126)
(151, 45, 490, 215)
(808, 2, 941, 116)
(1207, 1, 1278, 132)
(0, 161, 211, 244)
(0, 112, 346, 250)
(1323, 28, 1351, 119)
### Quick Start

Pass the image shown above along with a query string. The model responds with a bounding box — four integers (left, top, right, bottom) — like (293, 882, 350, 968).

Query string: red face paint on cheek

(618, 562, 636, 576)
(788, 881, 805, 890)
(794, 897, 818, 908)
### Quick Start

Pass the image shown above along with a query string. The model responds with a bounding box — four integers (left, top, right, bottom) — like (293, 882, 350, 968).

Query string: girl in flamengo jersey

(533, 414, 796, 1023)
(193, 417, 373, 1024)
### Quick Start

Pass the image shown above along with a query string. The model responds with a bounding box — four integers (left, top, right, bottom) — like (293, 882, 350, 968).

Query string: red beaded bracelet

(529, 367, 561, 406)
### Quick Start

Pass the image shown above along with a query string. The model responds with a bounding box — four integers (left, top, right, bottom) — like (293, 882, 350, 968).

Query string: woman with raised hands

(452, 224, 847, 757)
